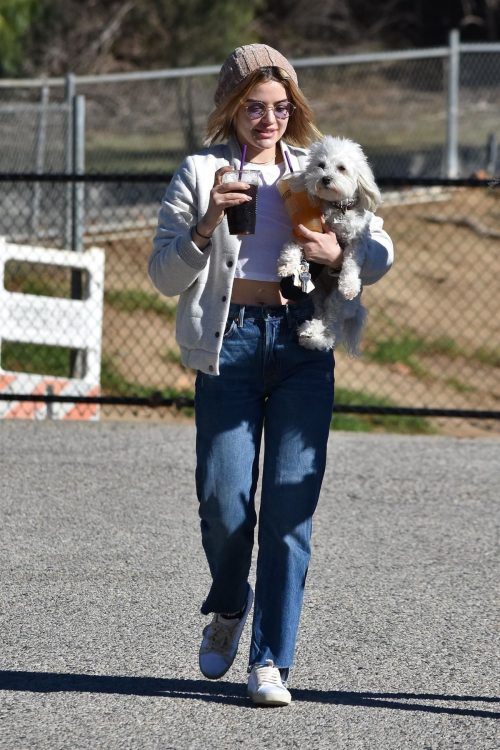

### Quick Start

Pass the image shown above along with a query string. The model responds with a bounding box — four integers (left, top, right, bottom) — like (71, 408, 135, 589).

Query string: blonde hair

(205, 66, 322, 148)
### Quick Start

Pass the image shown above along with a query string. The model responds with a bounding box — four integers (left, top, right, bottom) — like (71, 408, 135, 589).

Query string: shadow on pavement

(1, 671, 499, 718)
(292, 687, 500, 719)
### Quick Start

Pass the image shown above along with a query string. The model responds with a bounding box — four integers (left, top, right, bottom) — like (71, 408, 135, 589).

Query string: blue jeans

(195, 297, 335, 669)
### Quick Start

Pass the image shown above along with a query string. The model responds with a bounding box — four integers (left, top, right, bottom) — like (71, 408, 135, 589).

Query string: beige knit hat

(214, 44, 298, 107)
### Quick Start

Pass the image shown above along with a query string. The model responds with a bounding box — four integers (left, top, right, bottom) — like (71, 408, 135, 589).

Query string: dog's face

(304, 136, 381, 211)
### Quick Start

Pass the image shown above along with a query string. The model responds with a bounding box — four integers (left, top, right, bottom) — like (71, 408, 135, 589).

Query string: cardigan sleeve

(148, 155, 211, 298)
(359, 213, 394, 286)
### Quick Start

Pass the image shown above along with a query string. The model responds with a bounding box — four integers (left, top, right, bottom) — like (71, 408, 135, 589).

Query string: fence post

(446, 28, 460, 178)
(32, 85, 49, 237)
(72, 95, 85, 254)
(177, 77, 198, 156)
(69, 94, 86, 379)
(64, 74, 75, 250)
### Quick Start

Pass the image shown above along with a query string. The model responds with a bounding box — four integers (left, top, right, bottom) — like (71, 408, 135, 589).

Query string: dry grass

(87, 187, 500, 436)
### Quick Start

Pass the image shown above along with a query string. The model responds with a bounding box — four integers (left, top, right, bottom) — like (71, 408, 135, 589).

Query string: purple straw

(284, 150, 294, 172)
(239, 145, 247, 179)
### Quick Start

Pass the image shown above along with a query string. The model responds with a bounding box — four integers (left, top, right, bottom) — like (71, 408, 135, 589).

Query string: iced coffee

(277, 172, 322, 237)
(222, 169, 260, 235)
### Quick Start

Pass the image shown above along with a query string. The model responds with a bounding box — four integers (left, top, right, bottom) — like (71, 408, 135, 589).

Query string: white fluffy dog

(277, 136, 382, 355)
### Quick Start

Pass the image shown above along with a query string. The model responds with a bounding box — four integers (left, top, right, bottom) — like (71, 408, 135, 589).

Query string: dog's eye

(337, 165, 346, 172)
(317, 162, 326, 170)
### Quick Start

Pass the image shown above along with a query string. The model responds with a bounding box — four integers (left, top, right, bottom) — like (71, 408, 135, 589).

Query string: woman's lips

(255, 129, 277, 138)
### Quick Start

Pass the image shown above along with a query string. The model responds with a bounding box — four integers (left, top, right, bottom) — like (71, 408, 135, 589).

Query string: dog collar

(332, 199, 357, 214)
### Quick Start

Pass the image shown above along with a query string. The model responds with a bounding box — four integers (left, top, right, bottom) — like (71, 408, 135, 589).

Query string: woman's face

(233, 80, 290, 156)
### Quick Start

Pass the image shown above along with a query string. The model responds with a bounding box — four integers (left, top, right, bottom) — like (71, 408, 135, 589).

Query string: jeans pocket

(223, 317, 238, 339)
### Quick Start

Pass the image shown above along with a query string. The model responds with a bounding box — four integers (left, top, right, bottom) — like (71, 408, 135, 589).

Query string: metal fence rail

(0, 175, 499, 432)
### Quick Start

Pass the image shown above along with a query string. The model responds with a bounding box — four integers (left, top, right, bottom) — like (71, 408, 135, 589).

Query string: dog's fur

(277, 136, 382, 356)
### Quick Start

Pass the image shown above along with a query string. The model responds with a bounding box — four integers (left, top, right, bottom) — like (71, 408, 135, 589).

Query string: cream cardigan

(149, 135, 393, 375)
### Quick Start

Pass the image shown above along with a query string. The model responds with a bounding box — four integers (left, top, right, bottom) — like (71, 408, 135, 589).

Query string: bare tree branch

(81, 1, 136, 73)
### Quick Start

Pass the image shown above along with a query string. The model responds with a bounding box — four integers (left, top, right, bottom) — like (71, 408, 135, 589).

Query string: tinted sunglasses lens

(247, 104, 265, 119)
(246, 103, 293, 119)
(275, 104, 293, 119)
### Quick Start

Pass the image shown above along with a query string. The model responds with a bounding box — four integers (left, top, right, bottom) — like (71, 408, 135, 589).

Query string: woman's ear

(357, 162, 382, 212)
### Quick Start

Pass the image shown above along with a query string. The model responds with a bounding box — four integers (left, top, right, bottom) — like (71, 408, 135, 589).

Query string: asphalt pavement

(0, 421, 499, 749)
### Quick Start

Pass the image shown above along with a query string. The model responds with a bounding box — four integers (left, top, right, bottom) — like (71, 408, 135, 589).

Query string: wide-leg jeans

(195, 296, 335, 669)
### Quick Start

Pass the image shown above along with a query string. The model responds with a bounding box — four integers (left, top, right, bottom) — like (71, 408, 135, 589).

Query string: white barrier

(0, 238, 105, 419)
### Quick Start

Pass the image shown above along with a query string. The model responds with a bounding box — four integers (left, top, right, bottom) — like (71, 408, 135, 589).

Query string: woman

(149, 44, 393, 706)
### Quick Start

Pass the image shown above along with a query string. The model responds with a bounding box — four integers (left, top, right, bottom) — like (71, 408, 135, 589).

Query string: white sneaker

(199, 587, 253, 679)
(247, 660, 292, 706)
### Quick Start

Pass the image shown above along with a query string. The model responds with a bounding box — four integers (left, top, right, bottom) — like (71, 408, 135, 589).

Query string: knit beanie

(214, 45, 298, 108)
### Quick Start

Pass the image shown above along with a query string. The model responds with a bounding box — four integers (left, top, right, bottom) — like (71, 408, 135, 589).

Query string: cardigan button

(227, 260, 233, 267)
(209, 366, 214, 372)
(222, 295, 227, 302)
(215, 331, 220, 338)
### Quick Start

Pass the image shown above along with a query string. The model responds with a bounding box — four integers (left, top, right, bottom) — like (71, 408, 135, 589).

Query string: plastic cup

(222, 169, 260, 235)
(277, 172, 323, 237)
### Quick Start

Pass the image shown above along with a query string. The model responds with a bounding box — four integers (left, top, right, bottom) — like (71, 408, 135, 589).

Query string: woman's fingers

(213, 167, 251, 189)
(295, 223, 318, 240)
(321, 214, 336, 234)
(212, 181, 251, 209)
(214, 189, 251, 202)
(219, 194, 252, 205)
(217, 180, 251, 192)
(205, 168, 251, 229)
(213, 165, 234, 186)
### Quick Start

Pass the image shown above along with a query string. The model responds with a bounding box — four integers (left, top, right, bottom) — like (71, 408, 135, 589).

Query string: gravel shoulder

(0, 422, 499, 749)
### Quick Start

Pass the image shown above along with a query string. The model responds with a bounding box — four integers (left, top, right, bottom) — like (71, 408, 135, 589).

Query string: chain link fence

(1, 36, 500, 179)
(0, 93, 70, 174)
(0, 176, 499, 434)
(1, 33, 499, 432)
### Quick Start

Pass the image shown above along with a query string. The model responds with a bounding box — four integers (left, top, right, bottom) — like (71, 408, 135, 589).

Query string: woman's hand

(295, 216, 344, 269)
(197, 165, 252, 237)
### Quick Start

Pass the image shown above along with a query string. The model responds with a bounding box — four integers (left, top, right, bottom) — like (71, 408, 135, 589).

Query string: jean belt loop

(237, 305, 245, 328)
(285, 303, 292, 329)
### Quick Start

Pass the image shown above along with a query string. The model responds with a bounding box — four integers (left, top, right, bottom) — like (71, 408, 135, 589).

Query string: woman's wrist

(198, 214, 220, 238)
(191, 225, 211, 251)
(194, 223, 213, 240)
(326, 248, 344, 270)
(191, 215, 219, 250)
(328, 259, 343, 270)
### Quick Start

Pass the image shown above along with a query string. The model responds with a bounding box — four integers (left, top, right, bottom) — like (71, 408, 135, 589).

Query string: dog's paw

(338, 277, 362, 300)
(340, 287, 359, 301)
(277, 259, 300, 278)
(297, 319, 335, 350)
(277, 243, 303, 278)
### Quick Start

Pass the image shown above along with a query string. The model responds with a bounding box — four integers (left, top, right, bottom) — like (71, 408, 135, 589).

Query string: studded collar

(331, 198, 357, 214)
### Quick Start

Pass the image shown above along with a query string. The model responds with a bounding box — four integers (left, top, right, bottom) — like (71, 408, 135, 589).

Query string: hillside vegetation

(1, 0, 499, 78)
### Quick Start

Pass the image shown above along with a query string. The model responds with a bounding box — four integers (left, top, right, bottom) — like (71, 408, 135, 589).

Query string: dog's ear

(357, 161, 382, 212)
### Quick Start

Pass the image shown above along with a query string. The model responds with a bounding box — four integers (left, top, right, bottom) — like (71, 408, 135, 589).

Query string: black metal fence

(0, 175, 499, 434)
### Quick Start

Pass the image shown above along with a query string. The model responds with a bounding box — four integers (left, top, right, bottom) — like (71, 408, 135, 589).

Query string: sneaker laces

(202, 617, 237, 652)
(253, 660, 282, 687)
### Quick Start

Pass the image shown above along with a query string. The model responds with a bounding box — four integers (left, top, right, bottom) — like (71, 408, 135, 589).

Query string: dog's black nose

(322, 176, 332, 187)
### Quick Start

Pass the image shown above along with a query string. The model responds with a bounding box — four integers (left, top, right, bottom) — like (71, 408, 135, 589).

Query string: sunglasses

(243, 101, 296, 120)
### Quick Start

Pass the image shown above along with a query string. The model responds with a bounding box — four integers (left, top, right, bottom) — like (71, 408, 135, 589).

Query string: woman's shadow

(1, 671, 499, 718)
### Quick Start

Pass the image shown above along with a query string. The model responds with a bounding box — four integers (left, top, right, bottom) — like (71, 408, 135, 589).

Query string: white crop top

(234, 162, 293, 282)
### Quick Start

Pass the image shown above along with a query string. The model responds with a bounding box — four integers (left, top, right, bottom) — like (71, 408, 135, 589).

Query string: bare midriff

(230, 277, 294, 306)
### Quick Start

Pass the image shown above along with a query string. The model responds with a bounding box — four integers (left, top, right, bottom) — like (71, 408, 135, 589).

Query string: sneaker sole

(199, 586, 254, 680)
(248, 691, 291, 707)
